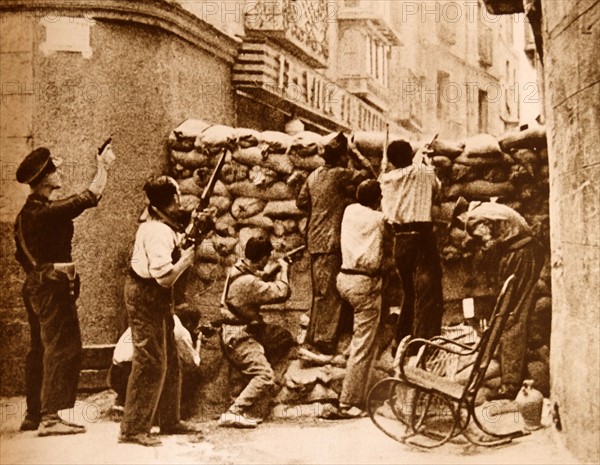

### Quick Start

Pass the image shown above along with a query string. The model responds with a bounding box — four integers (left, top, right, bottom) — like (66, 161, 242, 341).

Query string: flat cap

(16, 147, 56, 184)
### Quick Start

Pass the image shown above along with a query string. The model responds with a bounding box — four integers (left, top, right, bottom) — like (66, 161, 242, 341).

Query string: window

(437, 71, 450, 121)
(478, 89, 489, 133)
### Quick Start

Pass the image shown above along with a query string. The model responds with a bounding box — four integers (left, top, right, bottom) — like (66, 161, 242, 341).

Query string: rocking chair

(367, 274, 528, 448)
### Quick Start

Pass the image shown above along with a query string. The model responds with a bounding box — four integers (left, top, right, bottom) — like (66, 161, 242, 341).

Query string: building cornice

(0, 0, 241, 64)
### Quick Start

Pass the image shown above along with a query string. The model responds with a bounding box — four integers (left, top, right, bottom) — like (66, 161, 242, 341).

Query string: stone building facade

(484, 0, 600, 463)
(0, 0, 528, 403)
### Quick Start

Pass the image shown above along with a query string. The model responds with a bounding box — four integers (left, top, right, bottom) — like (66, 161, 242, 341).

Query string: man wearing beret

(14, 144, 115, 435)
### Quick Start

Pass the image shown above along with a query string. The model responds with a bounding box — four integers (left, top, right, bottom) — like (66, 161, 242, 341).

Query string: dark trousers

(108, 362, 132, 406)
(22, 272, 82, 418)
(498, 241, 544, 387)
(393, 224, 444, 345)
(305, 253, 344, 350)
(120, 276, 181, 436)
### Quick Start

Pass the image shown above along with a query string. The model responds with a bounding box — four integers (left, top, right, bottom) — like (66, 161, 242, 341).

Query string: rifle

(261, 245, 306, 281)
(174, 148, 228, 259)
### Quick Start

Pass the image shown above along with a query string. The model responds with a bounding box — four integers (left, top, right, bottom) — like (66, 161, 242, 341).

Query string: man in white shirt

(379, 141, 444, 351)
(335, 180, 386, 417)
(120, 176, 210, 446)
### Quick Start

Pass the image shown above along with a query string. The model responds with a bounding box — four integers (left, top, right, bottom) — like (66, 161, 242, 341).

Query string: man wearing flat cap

(296, 132, 368, 356)
(14, 144, 115, 436)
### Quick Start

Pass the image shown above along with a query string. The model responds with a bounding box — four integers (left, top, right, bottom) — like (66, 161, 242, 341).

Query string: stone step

(78, 368, 110, 392)
(81, 344, 115, 370)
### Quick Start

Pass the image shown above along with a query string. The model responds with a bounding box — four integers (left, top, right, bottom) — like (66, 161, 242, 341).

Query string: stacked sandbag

(430, 128, 551, 394)
(167, 119, 338, 264)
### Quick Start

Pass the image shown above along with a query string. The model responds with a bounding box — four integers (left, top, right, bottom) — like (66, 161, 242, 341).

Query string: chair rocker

(367, 274, 528, 448)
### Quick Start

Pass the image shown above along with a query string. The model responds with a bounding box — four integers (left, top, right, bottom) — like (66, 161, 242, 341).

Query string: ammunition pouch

(34, 262, 80, 298)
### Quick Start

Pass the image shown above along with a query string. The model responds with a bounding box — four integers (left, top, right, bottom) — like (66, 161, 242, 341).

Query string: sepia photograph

(0, 0, 598, 463)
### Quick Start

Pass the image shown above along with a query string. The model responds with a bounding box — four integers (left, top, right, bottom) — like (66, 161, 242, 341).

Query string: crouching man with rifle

(120, 150, 225, 447)
(217, 237, 301, 429)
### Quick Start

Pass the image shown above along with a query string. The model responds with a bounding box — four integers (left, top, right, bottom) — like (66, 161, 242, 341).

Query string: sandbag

(212, 236, 239, 256)
(262, 200, 304, 217)
(234, 127, 260, 148)
(195, 124, 236, 154)
(249, 165, 278, 187)
(170, 150, 210, 169)
(272, 221, 286, 237)
(430, 138, 465, 159)
(446, 180, 515, 200)
(462, 134, 503, 159)
(511, 149, 539, 166)
(237, 214, 274, 230)
(288, 154, 324, 171)
(431, 155, 452, 169)
(351, 131, 410, 159)
(298, 217, 308, 234)
(209, 195, 232, 215)
(271, 233, 304, 252)
(257, 131, 294, 153)
(213, 180, 231, 199)
(498, 126, 546, 152)
(215, 213, 236, 237)
(179, 194, 200, 212)
(228, 181, 295, 201)
(195, 238, 220, 262)
(168, 119, 210, 151)
(233, 147, 294, 174)
(482, 165, 510, 183)
(220, 161, 249, 184)
(288, 131, 325, 157)
(231, 197, 266, 219)
(451, 163, 481, 182)
(286, 171, 308, 190)
(178, 177, 203, 196)
(239, 227, 269, 250)
(454, 152, 514, 166)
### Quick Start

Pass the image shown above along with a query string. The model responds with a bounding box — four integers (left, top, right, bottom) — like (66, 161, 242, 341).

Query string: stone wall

(541, 0, 600, 463)
(0, 3, 238, 396)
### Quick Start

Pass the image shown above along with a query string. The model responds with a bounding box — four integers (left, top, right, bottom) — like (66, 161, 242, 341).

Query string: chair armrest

(398, 338, 477, 380)
(430, 336, 478, 353)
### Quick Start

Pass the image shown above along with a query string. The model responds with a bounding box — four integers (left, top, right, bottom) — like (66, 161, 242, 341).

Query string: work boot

(218, 410, 258, 429)
(160, 420, 204, 435)
(20, 414, 40, 431)
(118, 433, 162, 447)
(38, 415, 86, 437)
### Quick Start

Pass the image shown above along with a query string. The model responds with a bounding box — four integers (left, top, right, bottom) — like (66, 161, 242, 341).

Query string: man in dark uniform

(296, 133, 367, 355)
(14, 144, 115, 435)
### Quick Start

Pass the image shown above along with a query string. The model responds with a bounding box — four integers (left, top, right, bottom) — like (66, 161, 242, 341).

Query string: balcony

(338, 75, 389, 112)
(233, 40, 395, 132)
(244, 0, 329, 68)
(337, 0, 401, 45)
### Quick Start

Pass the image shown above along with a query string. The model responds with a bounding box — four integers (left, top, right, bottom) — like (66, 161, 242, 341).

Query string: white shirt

(379, 163, 441, 224)
(130, 218, 181, 279)
(112, 315, 200, 369)
(340, 203, 385, 274)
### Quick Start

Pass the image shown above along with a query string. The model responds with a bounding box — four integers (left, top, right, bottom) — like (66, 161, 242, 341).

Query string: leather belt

(340, 268, 380, 278)
(388, 221, 433, 234)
